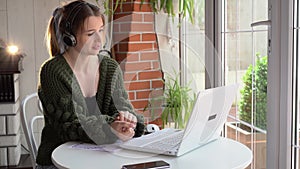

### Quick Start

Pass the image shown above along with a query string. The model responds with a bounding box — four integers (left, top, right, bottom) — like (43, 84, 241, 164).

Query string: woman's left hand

(110, 120, 135, 141)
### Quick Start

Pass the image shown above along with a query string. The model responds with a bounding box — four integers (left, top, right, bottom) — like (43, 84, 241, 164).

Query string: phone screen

(121, 160, 170, 169)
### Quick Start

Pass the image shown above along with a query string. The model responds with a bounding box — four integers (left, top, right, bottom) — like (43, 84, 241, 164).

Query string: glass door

(222, 0, 269, 168)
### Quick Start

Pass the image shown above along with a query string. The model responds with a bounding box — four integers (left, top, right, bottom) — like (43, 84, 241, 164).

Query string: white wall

(0, 0, 98, 154)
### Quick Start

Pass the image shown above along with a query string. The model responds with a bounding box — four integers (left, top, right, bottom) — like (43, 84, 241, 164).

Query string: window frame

(267, 0, 294, 168)
(207, 0, 294, 168)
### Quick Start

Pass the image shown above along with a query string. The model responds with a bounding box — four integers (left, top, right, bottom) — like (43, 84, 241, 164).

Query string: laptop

(120, 84, 239, 156)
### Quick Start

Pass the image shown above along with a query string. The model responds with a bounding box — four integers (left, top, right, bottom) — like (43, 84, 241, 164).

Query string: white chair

(20, 92, 44, 168)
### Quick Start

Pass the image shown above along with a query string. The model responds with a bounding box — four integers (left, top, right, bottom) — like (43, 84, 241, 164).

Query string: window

(180, 0, 295, 168)
(221, 0, 268, 168)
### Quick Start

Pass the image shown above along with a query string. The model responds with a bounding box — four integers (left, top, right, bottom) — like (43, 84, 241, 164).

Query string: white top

(52, 137, 252, 169)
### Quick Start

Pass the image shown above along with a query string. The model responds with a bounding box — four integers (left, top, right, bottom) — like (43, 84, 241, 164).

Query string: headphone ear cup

(62, 32, 77, 47)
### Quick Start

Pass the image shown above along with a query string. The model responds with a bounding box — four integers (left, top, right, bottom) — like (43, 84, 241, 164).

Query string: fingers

(117, 111, 137, 128)
(110, 121, 135, 141)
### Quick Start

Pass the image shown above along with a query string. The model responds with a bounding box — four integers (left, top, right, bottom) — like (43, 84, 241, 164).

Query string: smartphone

(121, 160, 170, 169)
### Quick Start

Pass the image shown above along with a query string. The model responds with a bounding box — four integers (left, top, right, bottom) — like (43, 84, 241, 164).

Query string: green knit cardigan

(36, 54, 145, 165)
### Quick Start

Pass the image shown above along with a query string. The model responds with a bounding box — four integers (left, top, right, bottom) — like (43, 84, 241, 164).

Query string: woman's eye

(88, 32, 95, 36)
(99, 29, 104, 33)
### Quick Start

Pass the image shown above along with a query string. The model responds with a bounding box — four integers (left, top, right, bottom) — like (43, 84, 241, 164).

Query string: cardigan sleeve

(38, 61, 118, 145)
(110, 64, 145, 137)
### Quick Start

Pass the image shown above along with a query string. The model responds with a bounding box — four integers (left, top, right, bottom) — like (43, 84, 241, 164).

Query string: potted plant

(239, 53, 268, 131)
(160, 73, 196, 129)
(144, 73, 195, 129)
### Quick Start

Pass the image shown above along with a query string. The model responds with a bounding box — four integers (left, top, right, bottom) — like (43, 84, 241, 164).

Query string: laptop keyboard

(143, 131, 184, 151)
(121, 128, 185, 153)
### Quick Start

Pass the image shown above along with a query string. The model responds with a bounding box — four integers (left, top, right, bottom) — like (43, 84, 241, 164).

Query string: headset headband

(65, 1, 87, 34)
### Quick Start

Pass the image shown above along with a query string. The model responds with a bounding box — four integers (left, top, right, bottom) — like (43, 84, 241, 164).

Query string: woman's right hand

(110, 120, 135, 141)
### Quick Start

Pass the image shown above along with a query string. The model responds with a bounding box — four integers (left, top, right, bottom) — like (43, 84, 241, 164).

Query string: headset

(62, 1, 87, 47)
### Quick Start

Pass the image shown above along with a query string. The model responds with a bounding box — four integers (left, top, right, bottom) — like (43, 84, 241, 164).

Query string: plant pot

(226, 122, 266, 169)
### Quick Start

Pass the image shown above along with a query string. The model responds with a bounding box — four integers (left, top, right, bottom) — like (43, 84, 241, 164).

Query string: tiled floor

(0, 154, 32, 169)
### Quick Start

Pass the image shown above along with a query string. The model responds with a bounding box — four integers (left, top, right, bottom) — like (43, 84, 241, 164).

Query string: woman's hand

(116, 111, 137, 129)
(110, 120, 135, 141)
(110, 111, 137, 141)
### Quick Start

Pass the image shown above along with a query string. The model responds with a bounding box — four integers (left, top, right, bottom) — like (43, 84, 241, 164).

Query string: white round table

(52, 137, 252, 169)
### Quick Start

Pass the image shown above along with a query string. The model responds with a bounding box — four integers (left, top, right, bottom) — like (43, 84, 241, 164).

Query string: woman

(36, 0, 145, 168)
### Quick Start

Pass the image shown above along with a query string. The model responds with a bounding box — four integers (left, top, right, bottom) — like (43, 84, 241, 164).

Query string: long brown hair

(46, 0, 104, 57)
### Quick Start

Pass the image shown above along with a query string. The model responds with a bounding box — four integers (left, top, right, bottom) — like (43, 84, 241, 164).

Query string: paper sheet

(69, 141, 122, 152)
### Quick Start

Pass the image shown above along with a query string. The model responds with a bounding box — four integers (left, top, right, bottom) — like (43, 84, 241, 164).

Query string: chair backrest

(20, 92, 44, 168)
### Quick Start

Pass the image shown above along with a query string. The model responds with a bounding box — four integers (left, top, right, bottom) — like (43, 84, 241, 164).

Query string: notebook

(120, 84, 239, 156)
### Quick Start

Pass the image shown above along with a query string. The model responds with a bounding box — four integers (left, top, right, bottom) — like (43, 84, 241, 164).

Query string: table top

(52, 137, 252, 169)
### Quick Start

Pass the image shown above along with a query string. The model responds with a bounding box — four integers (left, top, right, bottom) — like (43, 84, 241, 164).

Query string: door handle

(251, 20, 271, 27)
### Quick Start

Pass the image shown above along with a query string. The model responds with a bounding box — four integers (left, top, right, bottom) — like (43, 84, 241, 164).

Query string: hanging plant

(95, 0, 195, 24)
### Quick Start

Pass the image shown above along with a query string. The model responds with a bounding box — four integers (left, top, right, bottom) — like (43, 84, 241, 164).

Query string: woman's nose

(93, 32, 102, 42)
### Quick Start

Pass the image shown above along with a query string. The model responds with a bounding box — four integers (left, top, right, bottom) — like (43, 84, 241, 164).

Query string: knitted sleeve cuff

(102, 123, 119, 143)
(134, 114, 145, 137)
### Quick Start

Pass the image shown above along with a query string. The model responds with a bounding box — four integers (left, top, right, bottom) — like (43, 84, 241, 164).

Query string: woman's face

(75, 16, 104, 56)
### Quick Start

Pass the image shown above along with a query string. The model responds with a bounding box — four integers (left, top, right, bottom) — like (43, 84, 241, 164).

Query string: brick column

(0, 74, 21, 166)
(112, 0, 164, 123)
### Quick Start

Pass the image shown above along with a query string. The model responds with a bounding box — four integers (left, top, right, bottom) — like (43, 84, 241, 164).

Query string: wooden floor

(0, 154, 33, 169)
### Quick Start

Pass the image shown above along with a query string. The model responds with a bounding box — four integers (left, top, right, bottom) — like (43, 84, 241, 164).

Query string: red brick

(128, 91, 135, 100)
(140, 52, 159, 60)
(153, 43, 158, 49)
(116, 53, 139, 63)
(124, 72, 137, 81)
(139, 109, 150, 117)
(131, 13, 144, 22)
(119, 43, 154, 52)
(115, 3, 134, 12)
(142, 33, 156, 41)
(122, 62, 152, 71)
(115, 3, 152, 12)
(129, 43, 154, 52)
(148, 117, 163, 127)
(138, 71, 162, 80)
(129, 34, 141, 42)
(141, 107, 163, 125)
(125, 81, 150, 90)
(143, 14, 154, 22)
(118, 43, 129, 52)
(130, 0, 151, 3)
(132, 23, 154, 32)
(152, 61, 161, 69)
(148, 89, 164, 98)
(113, 5, 123, 13)
(113, 13, 131, 21)
(121, 34, 141, 43)
(115, 13, 143, 22)
(120, 23, 154, 32)
(113, 33, 126, 43)
(131, 100, 149, 109)
(114, 33, 140, 43)
(136, 90, 151, 99)
(126, 53, 140, 62)
(119, 23, 131, 32)
(113, 23, 120, 32)
(152, 80, 164, 88)
(115, 53, 126, 62)
(133, 3, 153, 12)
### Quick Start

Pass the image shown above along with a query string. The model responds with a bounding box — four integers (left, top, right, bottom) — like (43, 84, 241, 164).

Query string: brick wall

(112, 0, 164, 123)
(0, 74, 21, 166)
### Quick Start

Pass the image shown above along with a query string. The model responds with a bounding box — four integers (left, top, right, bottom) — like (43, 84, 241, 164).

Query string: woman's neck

(64, 50, 92, 72)
(63, 50, 100, 97)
